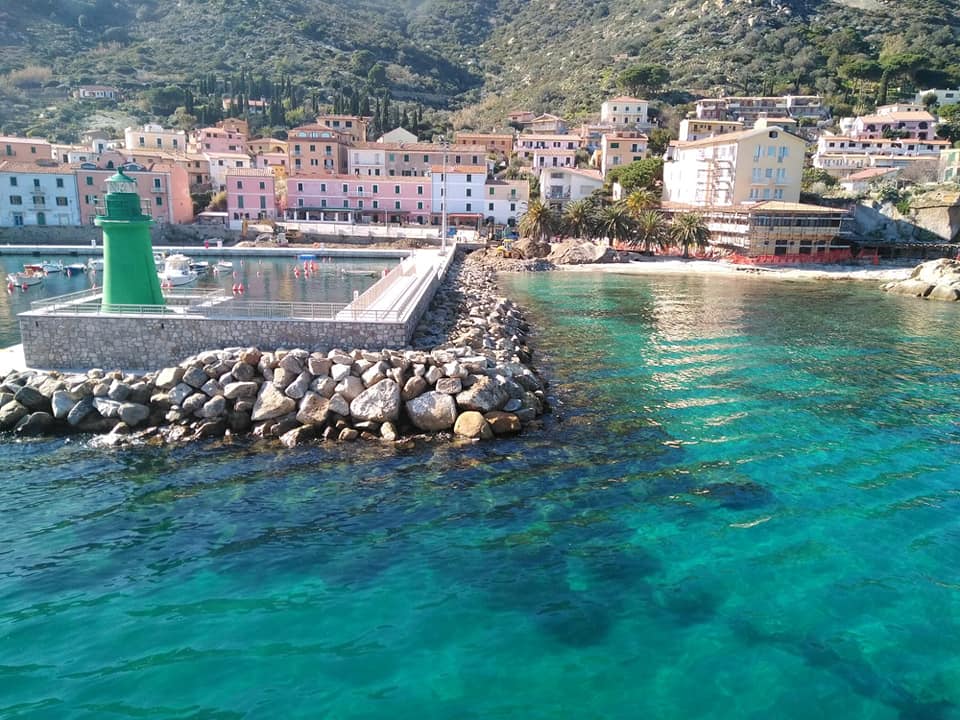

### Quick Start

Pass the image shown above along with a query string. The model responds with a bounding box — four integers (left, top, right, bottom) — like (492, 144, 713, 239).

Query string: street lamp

(439, 136, 449, 255)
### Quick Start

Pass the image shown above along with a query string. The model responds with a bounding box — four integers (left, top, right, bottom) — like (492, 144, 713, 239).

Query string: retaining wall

(19, 313, 407, 370)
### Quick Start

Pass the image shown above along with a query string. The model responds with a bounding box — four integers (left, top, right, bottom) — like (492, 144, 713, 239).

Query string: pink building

(74, 161, 193, 225)
(852, 107, 937, 141)
(226, 168, 277, 229)
(286, 175, 433, 225)
(193, 126, 248, 154)
(1, 136, 53, 161)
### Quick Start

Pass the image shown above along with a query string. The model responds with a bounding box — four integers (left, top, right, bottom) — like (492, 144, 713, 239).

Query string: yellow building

(663, 126, 806, 207)
(600, 131, 647, 177)
(454, 132, 515, 158)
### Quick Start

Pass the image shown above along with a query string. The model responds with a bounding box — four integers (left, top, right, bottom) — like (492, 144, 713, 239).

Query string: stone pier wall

(20, 313, 408, 370)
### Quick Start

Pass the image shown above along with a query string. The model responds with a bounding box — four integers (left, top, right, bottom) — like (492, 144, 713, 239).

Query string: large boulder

(405, 391, 457, 432)
(251, 383, 297, 422)
(15, 411, 56, 436)
(454, 411, 494, 440)
(455, 376, 508, 413)
(66, 396, 95, 426)
(514, 237, 552, 259)
(14, 385, 50, 413)
(0, 400, 29, 430)
(51, 390, 77, 420)
(154, 366, 184, 390)
(350, 379, 400, 423)
(118, 402, 151, 427)
(223, 381, 259, 400)
(296, 392, 331, 427)
(547, 239, 619, 265)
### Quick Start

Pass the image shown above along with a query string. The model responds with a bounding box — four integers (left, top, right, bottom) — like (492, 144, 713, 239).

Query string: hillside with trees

(1, 0, 959, 139)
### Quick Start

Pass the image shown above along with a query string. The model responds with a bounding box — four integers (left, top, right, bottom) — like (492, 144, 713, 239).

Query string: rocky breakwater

(0, 251, 548, 446)
(881, 258, 960, 302)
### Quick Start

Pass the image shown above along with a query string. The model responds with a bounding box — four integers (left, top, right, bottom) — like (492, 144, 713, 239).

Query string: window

(309, 145, 316, 152)
(56, 178, 64, 188)
(319, 199, 325, 208)
(238, 196, 244, 209)
(33, 178, 40, 188)
(488, 202, 494, 211)
(299, 199, 305, 208)
(394, 185, 400, 194)
(765, 168, 773, 179)
(156, 197, 163, 206)
(357, 186, 364, 194)
(156, 138, 162, 147)
(394, 200, 401, 210)
(9, 177, 16, 187)
(403, 154, 409, 162)
(343, 199, 349, 208)
(342, 184, 348, 193)
(417, 185, 423, 195)
(417, 201, 423, 210)
(13, 213, 22, 226)
(388, 154, 395, 162)
(510, 203, 516, 211)
(372, 184, 379, 194)
(56, 197, 67, 206)
(774, 189, 784, 199)
(259, 181, 265, 190)
(297, 183, 303, 192)
(236, 180, 243, 189)
(489, 187, 495, 196)
(320, 183, 326, 192)
(138, 136, 145, 146)
(767, 146, 776, 157)
(373, 200, 379, 209)
(466, 174, 472, 182)
(762, 188, 771, 199)
(465, 203, 471, 211)
(358, 200, 364, 209)
(455, 155, 461, 164)
(9, 195, 22, 205)
(466, 188, 472, 197)
(423, 155, 429, 163)
(610, 142, 620, 149)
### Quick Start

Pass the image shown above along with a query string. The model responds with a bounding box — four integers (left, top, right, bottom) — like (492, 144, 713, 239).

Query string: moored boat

(87, 257, 104, 271)
(65, 263, 87, 275)
(7, 271, 44, 286)
(158, 254, 199, 286)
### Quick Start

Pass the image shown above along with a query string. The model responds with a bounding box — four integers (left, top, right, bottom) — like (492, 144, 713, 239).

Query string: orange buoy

(21, 283, 28, 291)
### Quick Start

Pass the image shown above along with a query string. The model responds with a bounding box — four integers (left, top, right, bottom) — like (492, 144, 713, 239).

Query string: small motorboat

(25, 261, 63, 273)
(7, 271, 44, 286)
(215, 260, 233, 270)
(190, 260, 211, 276)
(340, 268, 380, 277)
(65, 263, 87, 275)
(158, 254, 199, 286)
(87, 257, 104, 271)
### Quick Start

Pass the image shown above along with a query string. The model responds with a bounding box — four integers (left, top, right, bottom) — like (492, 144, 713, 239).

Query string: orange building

(287, 124, 350, 176)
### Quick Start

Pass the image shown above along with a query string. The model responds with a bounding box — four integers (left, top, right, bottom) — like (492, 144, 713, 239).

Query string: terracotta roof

(858, 111, 936, 123)
(0, 135, 51, 145)
(542, 167, 602, 181)
(674, 126, 805, 149)
(842, 168, 898, 182)
(351, 141, 479, 152)
(605, 96, 649, 104)
(0, 160, 69, 174)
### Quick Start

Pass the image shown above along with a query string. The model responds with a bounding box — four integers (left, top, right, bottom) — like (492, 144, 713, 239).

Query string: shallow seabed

(2, 271, 960, 719)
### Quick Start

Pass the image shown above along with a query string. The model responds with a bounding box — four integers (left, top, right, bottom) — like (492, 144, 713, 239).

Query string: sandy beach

(561, 257, 916, 284)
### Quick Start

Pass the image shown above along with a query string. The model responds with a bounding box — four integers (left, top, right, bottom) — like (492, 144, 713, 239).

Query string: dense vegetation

(1, 0, 959, 140)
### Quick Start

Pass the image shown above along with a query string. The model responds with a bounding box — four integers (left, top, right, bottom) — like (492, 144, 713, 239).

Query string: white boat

(215, 260, 233, 270)
(190, 261, 211, 276)
(154, 252, 167, 269)
(158, 254, 199, 286)
(24, 261, 62, 273)
(65, 263, 86, 275)
(87, 257, 104, 271)
(7, 271, 44, 286)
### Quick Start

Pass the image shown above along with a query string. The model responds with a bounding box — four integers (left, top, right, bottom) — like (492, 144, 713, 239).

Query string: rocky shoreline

(0, 250, 549, 446)
(881, 258, 960, 301)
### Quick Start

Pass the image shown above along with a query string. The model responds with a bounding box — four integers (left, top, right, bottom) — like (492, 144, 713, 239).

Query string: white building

(0, 160, 81, 227)
(483, 179, 529, 226)
(431, 164, 487, 227)
(915, 87, 960, 107)
(539, 167, 603, 211)
(812, 134, 949, 177)
(124, 124, 187, 153)
(600, 96, 649, 127)
(205, 151, 252, 192)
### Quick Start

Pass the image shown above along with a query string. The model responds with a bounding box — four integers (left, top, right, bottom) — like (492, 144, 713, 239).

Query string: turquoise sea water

(2, 270, 960, 719)
(0, 254, 392, 347)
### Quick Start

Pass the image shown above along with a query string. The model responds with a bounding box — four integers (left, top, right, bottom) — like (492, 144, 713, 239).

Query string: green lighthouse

(94, 170, 164, 308)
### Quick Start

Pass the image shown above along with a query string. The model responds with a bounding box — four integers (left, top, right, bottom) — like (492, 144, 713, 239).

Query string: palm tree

(597, 203, 636, 247)
(518, 199, 558, 243)
(623, 188, 659, 218)
(669, 212, 711, 258)
(562, 199, 598, 240)
(629, 210, 668, 254)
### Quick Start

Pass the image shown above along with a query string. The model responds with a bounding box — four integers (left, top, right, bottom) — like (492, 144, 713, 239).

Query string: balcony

(545, 190, 571, 200)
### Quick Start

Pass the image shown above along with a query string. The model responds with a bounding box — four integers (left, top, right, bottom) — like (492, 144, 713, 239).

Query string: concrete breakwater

(0, 251, 547, 445)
